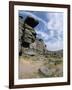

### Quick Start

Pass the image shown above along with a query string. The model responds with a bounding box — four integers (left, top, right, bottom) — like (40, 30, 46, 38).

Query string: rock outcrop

(19, 16, 38, 46)
(19, 16, 47, 56)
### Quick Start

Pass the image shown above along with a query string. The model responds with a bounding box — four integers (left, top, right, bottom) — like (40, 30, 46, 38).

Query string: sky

(19, 10, 63, 51)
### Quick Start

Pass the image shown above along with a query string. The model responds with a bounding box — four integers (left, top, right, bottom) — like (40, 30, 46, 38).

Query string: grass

(19, 54, 63, 79)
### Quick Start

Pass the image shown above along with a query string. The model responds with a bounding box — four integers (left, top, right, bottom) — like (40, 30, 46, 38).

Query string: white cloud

(46, 13, 63, 31)
(45, 41, 63, 51)
(44, 13, 63, 51)
(36, 30, 49, 39)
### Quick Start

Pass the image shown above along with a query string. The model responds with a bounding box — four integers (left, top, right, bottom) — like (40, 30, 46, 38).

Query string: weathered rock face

(19, 16, 38, 45)
(30, 39, 47, 55)
(19, 16, 39, 55)
(22, 24, 36, 44)
(19, 16, 47, 56)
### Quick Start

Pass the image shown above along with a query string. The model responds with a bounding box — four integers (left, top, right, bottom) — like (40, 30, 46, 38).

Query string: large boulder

(24, 16, 39, 28)
(39, 66, 56, 77)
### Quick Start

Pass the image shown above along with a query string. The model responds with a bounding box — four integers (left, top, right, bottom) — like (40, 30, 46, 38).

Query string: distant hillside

(46, 49, 63, 57)
(47, 49, 63, 53)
